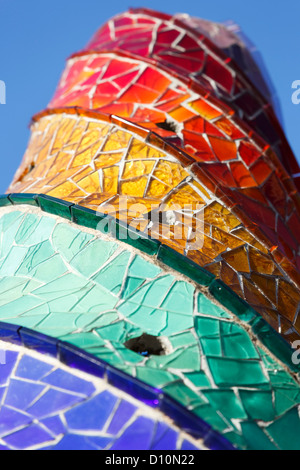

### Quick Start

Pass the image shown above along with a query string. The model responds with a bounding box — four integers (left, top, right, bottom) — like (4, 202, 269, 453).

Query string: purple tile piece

(0, 351, 18, 385)
(54, 435, 113, 450)
(150, 421, 169, 444)
(0, 386, 6, 402)
(0, 344, 206, 451)
(151, 424, 178, 450)
(110, 416, 155, 450)
(15, 355, 53, 381)
(53, 434, 100, 450)
(65, 391, 118, 431)
(151, 430, 178, 450)
(5, 378, 45, 410)
(27, 389, 84, 418)
(0, 444, 9, 450)
(85, 436, 113, 449)
(41, 416, 66, 436)
(42, 368, 95, 396)
(4, 424, 53, 449)
(107, 400, 137, 435)
(0, 406, 31, 436)
(181, 439, 200, 451)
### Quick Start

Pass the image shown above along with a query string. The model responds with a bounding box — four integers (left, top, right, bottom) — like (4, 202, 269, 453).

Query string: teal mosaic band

(2, 193, 298, 375)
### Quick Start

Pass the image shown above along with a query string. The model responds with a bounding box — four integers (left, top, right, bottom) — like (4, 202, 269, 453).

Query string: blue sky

(0, 0, 299, 193)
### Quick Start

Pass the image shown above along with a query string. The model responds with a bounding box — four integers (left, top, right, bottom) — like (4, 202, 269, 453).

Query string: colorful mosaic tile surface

(2, 8, 300, 450)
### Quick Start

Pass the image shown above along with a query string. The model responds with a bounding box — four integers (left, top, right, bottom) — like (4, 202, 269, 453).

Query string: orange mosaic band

(46, 49, 300, 264)
(78, 7, 300, 182)
(8, 107, 300, 344)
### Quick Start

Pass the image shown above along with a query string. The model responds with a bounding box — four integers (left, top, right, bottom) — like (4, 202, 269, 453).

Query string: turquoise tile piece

(75, 311, 119, 331)
(95, 321, 143, 343)
(161, 281, 194, 315)
(122, 277, 145, 299)
(206, 356, 269, 387)
(61, 332, 106, 351)
(239, 389, 275, 421)
(70, 239, 118, 278)
(184, 372, 211, 388)
(135, 367, 177, 388)
(195, 317, 259, 360)
(129, 256, 162, 279)
(203, 390, 247, 420)
(18, 215, 56, 246)
(92, 251, 131, 294)
(197, 293, 232, 319)
(265, 407, 300, 450)
(17, 247, 68, 282)
(209, 279, 257, 322)
(0, 212, 27, 259)
(52, 224, 93, 263)
(0, 246, 28, 276)
(239, 422, 278, 450)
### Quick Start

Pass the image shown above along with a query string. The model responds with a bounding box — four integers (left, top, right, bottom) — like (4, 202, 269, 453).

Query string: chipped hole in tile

(124, 333, 173, 357)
